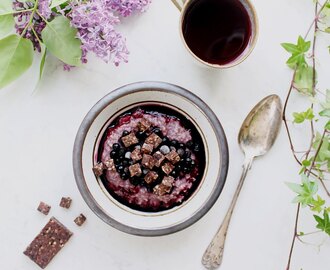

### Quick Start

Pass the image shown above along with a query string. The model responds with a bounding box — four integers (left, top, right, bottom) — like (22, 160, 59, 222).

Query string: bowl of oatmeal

(73, 81, 228, 236)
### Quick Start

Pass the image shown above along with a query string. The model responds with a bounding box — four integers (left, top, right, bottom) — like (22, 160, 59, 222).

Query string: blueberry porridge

(93, 105, 205, 212)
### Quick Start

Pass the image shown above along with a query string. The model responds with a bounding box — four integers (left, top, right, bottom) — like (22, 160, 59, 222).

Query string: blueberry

(114, 158, 121, 164)
(124, 167, 129, 173)
(170, 146, 176, 152)
(121, 172, 129, 180)
(160, 145, 170, 155)
(183, 167, 191, 173)
(186, 140, 193, 148)
(142, 169, 149, 175)
(112, 143, 120, 150)
(190, 160, 196, 167)
(129, 160, 134, 166)
(117, 165, 124, 173)
(125, 151, 131, 159)
(179, 143, 185, 149)
(136, 131, 146, 140)
(162, 137, 170, 144)
(193, 143, 200, 152)
(119, 155, 125, 161)
(176, 164, 182, 171)
(184, 150, 191, 158)
(153, 128, 162, 137)
(170, 140, 178, 147)
(185, 157, 192, 163)
(118, 148, 126, 157)
(170, 169, 178, 177)
(110, 150, 117, 158)
(122, 160, 129, 166)
(177, 148, 185, 157)
(122, 130, 129, 137)
(130, 177, 141, 186)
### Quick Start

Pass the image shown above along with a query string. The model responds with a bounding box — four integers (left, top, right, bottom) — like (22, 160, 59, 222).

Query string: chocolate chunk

(121, 132, 139, 147)
(59, 197, 72, 209)
(141, 143, 153, 154)
(37, 202, 51, 215)
(145, 133, 162, 148)
(144, 171, 158, 184)
(131, 148, 142, 162)
(141, 154, 155, 170)
(129, 163, 142, 177)
(162, 176, 175, 187)
(153, 176, 175, 196)
(153, 151, 165, 167)
(165, 150, 180, 164)
(92, 162, 104, 177)
(23, 217, 73, 269)
(137, 118, 151, 131)
(74, 214, 86, 226)
(161, 162, 175, 175)
(104, 159, 116, 171)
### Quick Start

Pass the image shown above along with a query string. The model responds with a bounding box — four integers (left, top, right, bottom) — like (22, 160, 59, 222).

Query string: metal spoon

(201, 95, 282, 269)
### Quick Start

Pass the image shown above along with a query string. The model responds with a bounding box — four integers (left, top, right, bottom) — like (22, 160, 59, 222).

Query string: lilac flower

(106, 0, 151, 17)
(69, 0, 129, 66)
(38, 0, 52, 19)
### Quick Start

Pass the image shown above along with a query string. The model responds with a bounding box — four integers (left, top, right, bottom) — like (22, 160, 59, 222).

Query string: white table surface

(1, 0, 329, 269)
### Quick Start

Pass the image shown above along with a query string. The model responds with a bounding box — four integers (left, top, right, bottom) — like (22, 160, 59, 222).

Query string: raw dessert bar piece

(23, 217, 73, 269)
(74, 214, 87, 226)
(59, 197, 72, 209)
(37, 201, 51, 215)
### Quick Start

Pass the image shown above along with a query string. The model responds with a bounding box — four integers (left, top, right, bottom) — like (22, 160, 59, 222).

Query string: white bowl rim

(73, 81, 229, 236)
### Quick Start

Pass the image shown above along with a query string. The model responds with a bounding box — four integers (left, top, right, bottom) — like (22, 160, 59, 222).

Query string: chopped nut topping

(137, 118, 151, 131)
(74, 214, 86, 226)
(145, 133, 162, 148)
(59, 197, 72, 209)
(144, 171, 159, 184)
(165, 150, 181, 164)
(129, 163, 142, 177)
(104, 159, 116, 171)
(141, 154, 155, 169)
(131, 148, 142, 162)
(92, 162, 104, 177)
(37, 202, 51, 215)
(153, 151, 165, 167)
(121, 132, 139, 147)
(141, 143, 153, 154)
(161, 162, 175, 175)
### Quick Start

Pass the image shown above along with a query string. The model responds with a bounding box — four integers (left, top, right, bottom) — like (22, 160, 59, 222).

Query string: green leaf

(41, 16, 82, 66)
(310, 195, 325, 213)
(0, 14, 14, 38)
(50, 0, 68, 8)
(294, 66, 315, 95)
(297, 36, 310, 52)
(325, 121, 330, 130)
(282, 36, 310, 69)
(0, 0, 14, 16)
(281, 43, 300, 54)
(0, 34, 33, 89)
(39, 43, 46, 80)
(286, 174, 318, 207)
(302, 159, 311, 167)
(313, 210, 330, 235)
(319, 109, 330, 118)
(325, 27, 330, 33)
(293, 108, 314, 123)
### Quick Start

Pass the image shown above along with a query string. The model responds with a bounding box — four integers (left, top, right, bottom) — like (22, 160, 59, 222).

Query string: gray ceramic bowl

(73, 82, 228, 236)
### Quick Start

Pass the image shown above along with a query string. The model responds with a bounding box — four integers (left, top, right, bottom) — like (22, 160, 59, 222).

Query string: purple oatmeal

(94, 106, 205, 212)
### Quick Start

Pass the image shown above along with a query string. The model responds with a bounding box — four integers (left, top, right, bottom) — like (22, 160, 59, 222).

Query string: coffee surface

(182, 0, 252, 65)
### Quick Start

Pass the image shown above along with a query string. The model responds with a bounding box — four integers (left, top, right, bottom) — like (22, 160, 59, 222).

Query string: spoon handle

(201, 157, 253, 270)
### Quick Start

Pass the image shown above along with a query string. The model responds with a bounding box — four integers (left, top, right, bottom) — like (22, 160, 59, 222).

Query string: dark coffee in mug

(182, 0, 252, 65)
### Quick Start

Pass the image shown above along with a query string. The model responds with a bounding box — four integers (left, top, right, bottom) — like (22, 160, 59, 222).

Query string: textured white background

(0, 0, 329, 269)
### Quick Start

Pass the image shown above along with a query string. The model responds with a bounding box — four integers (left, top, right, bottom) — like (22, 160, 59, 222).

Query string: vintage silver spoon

(201, 95, 282, 269)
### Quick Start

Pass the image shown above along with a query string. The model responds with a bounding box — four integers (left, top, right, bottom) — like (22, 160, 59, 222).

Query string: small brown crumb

(104, 159, 116, 171)
(37, 202, 51, 215)
(141, 143, 153, 154)
(131, 148, 142, 162)
(153, 151, 165, 167)
(92, 162, 104, 177)
(74, 214, 86, 226)
(121, 132, 139, 147)
(161, 162, 175, 175)
(165, 150, 180, 164)
(145, 133, 162, 148)
(144, 171, 158, 184)
(137, 118, 151, 131)
(141, 154, 155, 170)
(59, 197, 72, 209)
(129, 163, 142, 177)
(23, 217, 73, 269)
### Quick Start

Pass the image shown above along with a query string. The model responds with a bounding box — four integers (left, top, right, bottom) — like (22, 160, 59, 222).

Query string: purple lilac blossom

(107, 0, 151, 17)
(38, 0, 52, 19)
(69, 0, 129, 66)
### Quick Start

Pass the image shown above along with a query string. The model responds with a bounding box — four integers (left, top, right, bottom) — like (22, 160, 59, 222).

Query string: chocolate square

(37, 202, 51, 215)
(137, 118, 151, 131)
(141, 143, 153, 154)
(144, 171, 158, 184)
(92, 162, 104, 177)
(153, 183, 172, 196)
(23, 217, 73, 269)
(59, 197, 72, 209)
(131, 148, 142, 162)
(145, 133, 162, 148)
(153, 151, 165, 167)
(165, 150, 180, 164)
(161, 162, 174, 175)
(104, 159, 116, 171)
(74, 214, 86, 226)
(162, 176, 175, 187)
(121, 132, 139, 147)
(129, 163, 142, 177)
(141, 154, 155, 170)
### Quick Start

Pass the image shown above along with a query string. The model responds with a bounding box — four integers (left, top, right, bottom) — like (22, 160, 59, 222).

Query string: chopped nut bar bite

(74, 214, 86, 226)
(59, 197, 72, 209)
(37, 201, 51, 215)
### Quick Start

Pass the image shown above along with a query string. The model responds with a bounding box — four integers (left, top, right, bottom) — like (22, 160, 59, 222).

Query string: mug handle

(171, 0, 186, 11)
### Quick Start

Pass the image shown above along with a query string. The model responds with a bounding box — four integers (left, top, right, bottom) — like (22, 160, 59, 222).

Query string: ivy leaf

(319, 109, 330, 118)
(313, 210, 330, 235)
(281, 36, 311, 69)
(41, 16, 82, 66)
(294, 66, 315, 95)
(310, 195, 325, 213)
(50, 0, 68, 8)
(0, 35, 34, 89)
(0, 14, 14, 38)
(293, 108, 314, 123)
(286, 174, 318, 207)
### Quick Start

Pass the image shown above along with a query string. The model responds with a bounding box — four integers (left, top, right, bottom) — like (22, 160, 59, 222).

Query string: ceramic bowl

(73, 81, 228, 236)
